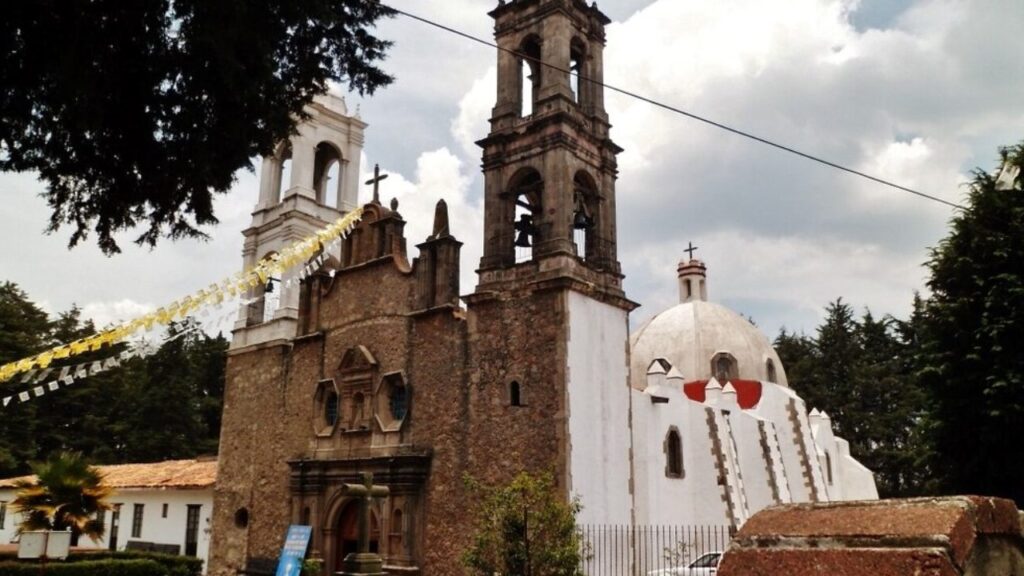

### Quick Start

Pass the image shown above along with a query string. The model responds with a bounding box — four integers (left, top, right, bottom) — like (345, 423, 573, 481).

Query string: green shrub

(66, 552, 202, 576)
(0, 558, 168, 576)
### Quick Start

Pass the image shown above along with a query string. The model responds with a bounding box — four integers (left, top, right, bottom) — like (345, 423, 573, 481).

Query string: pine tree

(920, 143, 1024, 505)
(0, 282, 48, 475)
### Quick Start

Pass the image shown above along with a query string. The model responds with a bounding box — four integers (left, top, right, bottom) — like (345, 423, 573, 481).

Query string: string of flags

(0, 207, 364, 384)
(1, 324, 198, 409)
(0, 283, 301, 409)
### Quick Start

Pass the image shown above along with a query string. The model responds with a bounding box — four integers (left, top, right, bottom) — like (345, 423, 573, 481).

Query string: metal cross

(341, 472, 390, 554)
(684, 242, 699, 260)
(365, 164, 389, 204)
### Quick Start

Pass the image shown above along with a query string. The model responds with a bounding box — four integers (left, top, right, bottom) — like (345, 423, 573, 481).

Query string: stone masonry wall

(718, 496, 1024, 576)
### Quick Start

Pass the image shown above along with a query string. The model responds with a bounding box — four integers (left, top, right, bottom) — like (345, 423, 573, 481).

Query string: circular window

(234, 508, 250, 528)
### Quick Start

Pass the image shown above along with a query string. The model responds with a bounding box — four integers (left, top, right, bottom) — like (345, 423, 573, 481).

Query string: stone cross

(685, 241, 699, 260)
(342, 472, 390, 555)
(365, 164, 389, 204)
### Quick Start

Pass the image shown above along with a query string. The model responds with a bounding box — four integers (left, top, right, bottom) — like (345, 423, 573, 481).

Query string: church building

(208, 1, 875, 574)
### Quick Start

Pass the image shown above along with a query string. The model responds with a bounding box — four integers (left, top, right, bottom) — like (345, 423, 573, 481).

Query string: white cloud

(82, 299, 156, 330)
(2, 0, 1022, 343)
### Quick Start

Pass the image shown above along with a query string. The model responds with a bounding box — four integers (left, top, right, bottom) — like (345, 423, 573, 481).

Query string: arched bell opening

(313, 142, 344, 208)
(572, 171, 599, 261)
(508, 168, 543, 263)
(273, 143, 293, 202)
(519, 36, 542, 117)
(570, 37, 587, 106)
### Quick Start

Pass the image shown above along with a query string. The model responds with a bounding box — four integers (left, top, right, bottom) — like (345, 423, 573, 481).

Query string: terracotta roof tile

(0, 459, 217, 490)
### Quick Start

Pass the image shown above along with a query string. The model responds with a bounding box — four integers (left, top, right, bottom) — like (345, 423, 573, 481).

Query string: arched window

(826, 452, 833, 485)
(766, 359, 777, 383)
(324, 390, 339, 427)
(351, 392, 366, 430)
(389, 508, 404, 553)
(247, 252, 280, 326)
(711, 352, 738, 383)
(509, 169, 542, 262)
(510, 381, 523, 407)
(313, 142, 343, 208)
(665, 427, 683, 478)
(301, 506, 311, 526)
(275, 143, 293, 201)
(519, 36, 542, 117)
(572, 171, 598, 261)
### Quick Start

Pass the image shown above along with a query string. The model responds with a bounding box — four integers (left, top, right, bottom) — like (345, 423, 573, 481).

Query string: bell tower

(232, 93, 366, 350)
(466, 0, 635, 528)
(475, 0, 624, 297)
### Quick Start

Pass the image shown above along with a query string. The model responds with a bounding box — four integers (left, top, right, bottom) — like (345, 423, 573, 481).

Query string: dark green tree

(0, 282, 49, 475)
(0, 0, 394, 254)
(777, 300, 930, 498)
(919, 143, 1024, 505)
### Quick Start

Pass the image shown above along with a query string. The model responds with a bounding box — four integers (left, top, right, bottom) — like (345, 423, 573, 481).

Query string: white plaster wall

(631, 387, 730, 528)
(748, 384, 819, 503)
(725, 411, 777, 516)
(0, 487, 213, 572)
(835, 437, 879, 500)
(566, 291, 632, 525)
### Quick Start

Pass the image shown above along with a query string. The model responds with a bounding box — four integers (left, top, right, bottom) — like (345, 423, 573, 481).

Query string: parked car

(647, 551, 723, 575)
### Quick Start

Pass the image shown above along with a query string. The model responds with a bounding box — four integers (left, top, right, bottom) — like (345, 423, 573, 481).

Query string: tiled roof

(0, 458, 217, 490)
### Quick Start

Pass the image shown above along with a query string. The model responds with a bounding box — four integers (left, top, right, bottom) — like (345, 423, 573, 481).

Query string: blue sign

(275, 525, 313, 576)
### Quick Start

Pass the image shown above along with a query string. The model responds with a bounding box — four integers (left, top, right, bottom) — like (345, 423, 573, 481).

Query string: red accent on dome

(683, 379, 763, 409)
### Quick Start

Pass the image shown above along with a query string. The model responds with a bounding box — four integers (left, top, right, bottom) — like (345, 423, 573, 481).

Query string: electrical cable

(384, 4, 968, 212)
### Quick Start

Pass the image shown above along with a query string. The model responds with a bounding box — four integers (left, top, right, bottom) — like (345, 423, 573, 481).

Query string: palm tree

(11, 451, 113, 544)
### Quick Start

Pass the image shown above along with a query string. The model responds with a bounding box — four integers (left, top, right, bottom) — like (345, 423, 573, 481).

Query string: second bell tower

(476, 0, 624, 297)
(467, 0, 635, 528)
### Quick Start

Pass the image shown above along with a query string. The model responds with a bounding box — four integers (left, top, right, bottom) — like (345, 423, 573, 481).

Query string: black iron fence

(577, 525, 734, 575)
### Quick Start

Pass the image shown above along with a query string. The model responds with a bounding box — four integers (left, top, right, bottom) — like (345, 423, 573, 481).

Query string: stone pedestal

(336, 552, 387, 576)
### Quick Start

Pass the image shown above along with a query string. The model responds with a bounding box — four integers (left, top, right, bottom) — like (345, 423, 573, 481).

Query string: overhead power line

(384, 4, 967, 213)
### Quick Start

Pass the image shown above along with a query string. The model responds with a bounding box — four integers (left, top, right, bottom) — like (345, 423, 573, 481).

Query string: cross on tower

(365, 164, 389, 204)
(684, 242, 699, 261)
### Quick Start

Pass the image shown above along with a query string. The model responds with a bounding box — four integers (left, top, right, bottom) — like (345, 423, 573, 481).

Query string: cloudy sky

(1, 0, 1022, 340)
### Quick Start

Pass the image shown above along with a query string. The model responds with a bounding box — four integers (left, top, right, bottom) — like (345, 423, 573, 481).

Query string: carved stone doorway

(333, 500, 380, 573)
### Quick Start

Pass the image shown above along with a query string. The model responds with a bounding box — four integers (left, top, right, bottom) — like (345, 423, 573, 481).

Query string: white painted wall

(631, 385, 730, 528)
(565, 291, 632, 526)
(0, 487, 213, 572)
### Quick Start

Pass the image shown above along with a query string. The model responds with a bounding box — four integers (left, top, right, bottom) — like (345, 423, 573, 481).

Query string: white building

(0, 459, 216, 571)
(629, 257, 877, 532)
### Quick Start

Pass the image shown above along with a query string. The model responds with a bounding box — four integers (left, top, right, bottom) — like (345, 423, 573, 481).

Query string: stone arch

(324, 495, 381, 573)
(519, 34, 542, 117)
(272, 142, 293, 203)
(313, 141, 344, 207)
(570, 36, 588, 105)
(572, 170, 600, 260)
(508, 167, 543, 261)
(246, 251, 280, 326)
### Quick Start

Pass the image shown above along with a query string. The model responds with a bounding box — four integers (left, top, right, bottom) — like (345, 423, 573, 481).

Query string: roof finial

(365, 163, 389, 204)
(684, 241, 699, 261)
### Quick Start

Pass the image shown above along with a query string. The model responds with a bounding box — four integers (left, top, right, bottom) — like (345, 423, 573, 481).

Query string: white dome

(629, 300, 788, 389)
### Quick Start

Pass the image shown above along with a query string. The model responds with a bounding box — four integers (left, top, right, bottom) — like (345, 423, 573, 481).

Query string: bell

(573, 209, 592, 230)
(264, 278, 276, 294)
(514, 229, 532, 248)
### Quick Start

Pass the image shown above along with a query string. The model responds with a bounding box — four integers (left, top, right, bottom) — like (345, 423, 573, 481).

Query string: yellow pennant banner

(0, 207, 364, 383)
